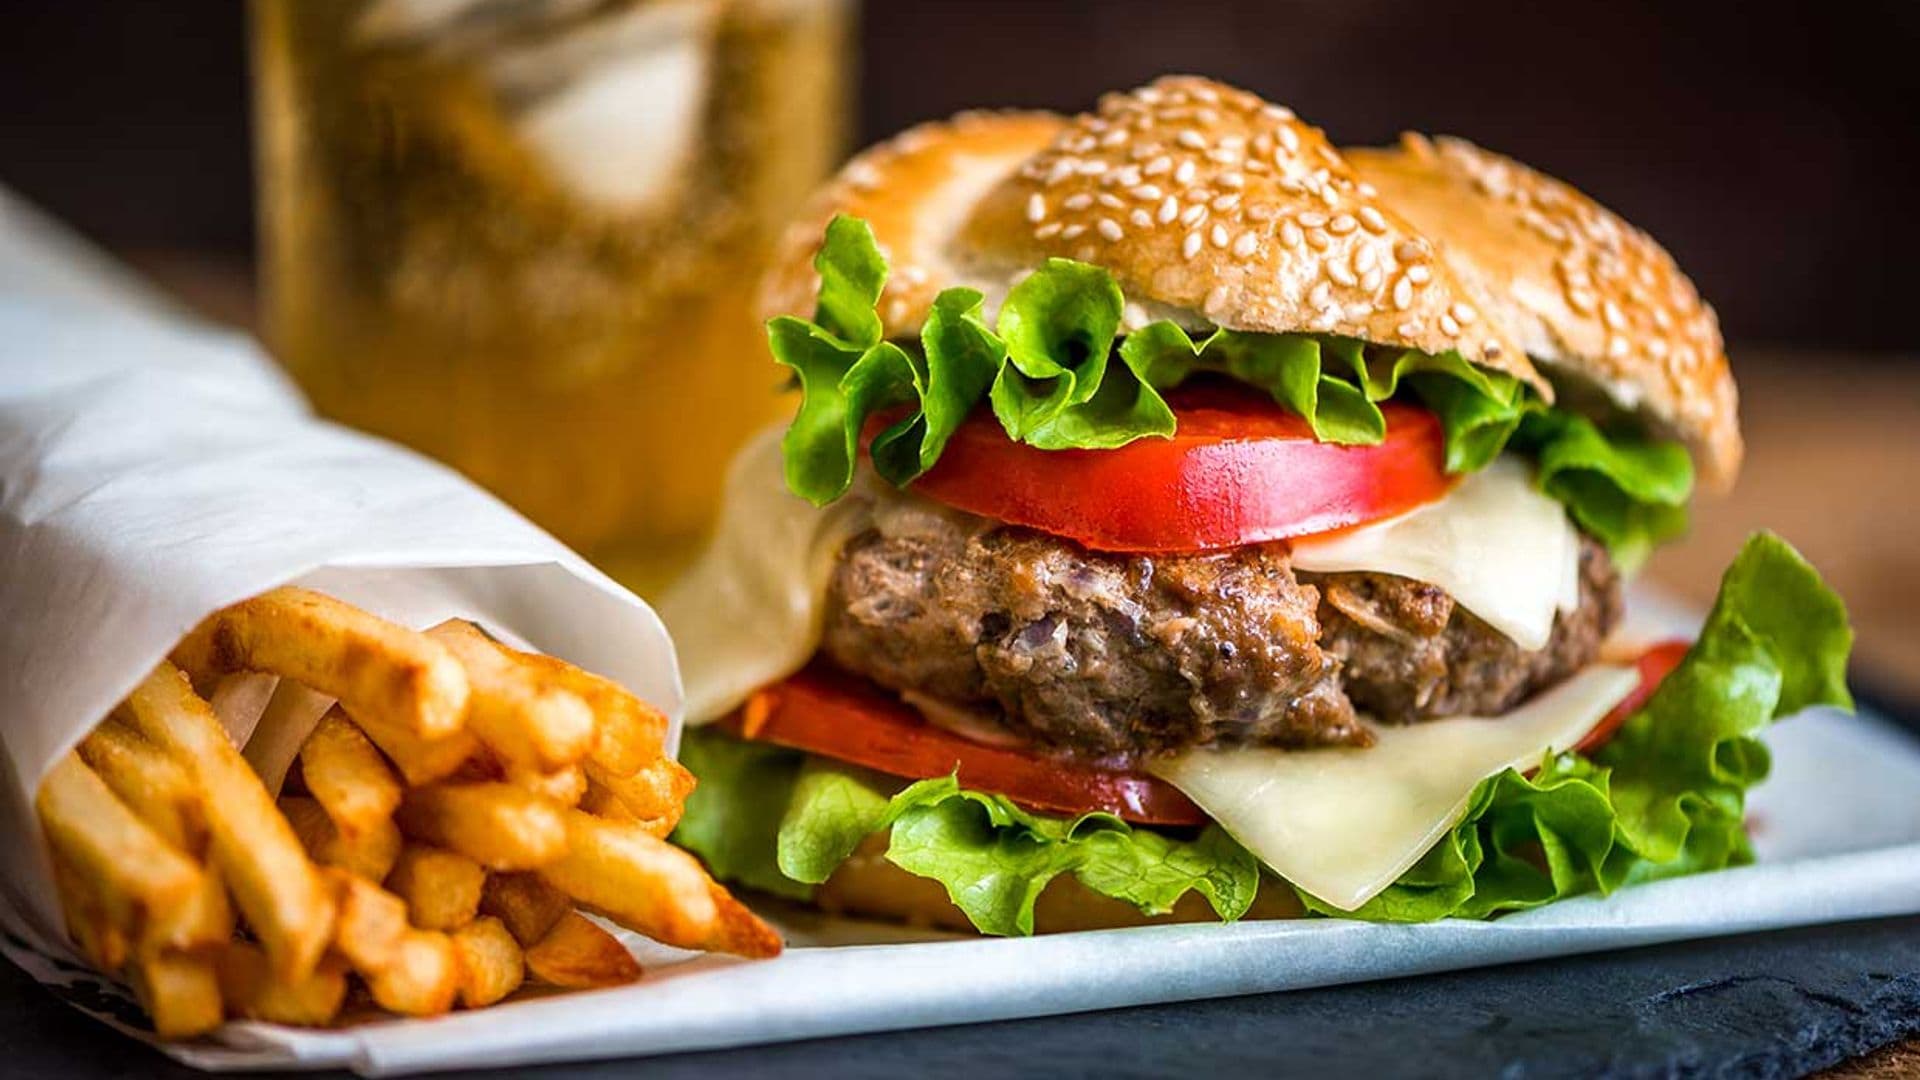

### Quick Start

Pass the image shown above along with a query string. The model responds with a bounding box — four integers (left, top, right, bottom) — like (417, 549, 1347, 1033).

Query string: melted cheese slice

(655, 428, 873, 724)
(1289, 456, 1581, 652)
(1147, 663, 1638, 911)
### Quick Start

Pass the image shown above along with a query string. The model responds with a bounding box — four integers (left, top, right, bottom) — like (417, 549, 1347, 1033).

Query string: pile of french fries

(35, 587, 779, 1038)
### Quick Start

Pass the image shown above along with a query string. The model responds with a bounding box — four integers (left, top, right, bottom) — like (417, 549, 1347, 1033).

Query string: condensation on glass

(252, 0, 851, 588)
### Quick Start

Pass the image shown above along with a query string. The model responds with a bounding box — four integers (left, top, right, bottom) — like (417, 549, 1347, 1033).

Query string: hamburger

(659, 77, 1853, 935)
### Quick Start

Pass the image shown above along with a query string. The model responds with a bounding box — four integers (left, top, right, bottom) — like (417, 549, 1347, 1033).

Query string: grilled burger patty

(820, 502, 1620, 758)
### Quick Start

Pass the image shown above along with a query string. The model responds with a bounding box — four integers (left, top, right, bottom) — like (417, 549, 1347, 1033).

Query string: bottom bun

(811, 834, 1304, 935)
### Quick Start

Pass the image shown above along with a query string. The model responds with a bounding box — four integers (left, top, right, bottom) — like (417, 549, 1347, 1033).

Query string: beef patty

(819, 500, 1620, 758)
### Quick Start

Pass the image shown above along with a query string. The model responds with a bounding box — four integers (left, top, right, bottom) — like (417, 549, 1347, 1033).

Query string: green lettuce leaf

(1512, 410, 1695, 571)
(673, 734, 1261, 937)
(1301, 530, 1853, 921)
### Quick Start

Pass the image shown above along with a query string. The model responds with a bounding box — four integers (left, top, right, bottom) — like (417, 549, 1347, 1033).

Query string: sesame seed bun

(811, 834, 1305, 935)
(1345, 135, 1741, 489)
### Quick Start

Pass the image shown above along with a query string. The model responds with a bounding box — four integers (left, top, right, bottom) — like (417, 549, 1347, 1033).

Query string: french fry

(77, 719, 205, 855)
(145, 863, 235, 956)
(577, 778, 637, 824)
(349, 710, 479, 788)
(281, 796, 403, 883)
(128, 951, 223, 1039)
(50, 852, 129, 972)
(537, 811, 718, 950)
(36, 753, 202, 941)
(396, 783, 566, 871)
(581, 758, 695, 837)
(523, 912, 642, 989)
(217, 943, 349, 1027)
(323, 869, 408, 977)
(365, 928, 459, 1017)
(478, 873, 572, 948)
(702, 883, 785, 959)
(506, 763, 586, 807)
(450, 916, 524, 1008)
(173, 587, 469, 738)
(426, 621, 595, 773)
(510, 652, 668, 775)
(299, 709, 403, 836)
(386, 845, 485, 931)
(120, 662, 335, 982)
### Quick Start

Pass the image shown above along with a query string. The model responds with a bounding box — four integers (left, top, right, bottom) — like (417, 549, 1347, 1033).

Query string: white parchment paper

(2, 189, 1918, 1076)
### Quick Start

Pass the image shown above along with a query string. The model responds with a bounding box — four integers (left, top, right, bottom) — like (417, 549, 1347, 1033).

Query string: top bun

(762, 76, 1742, 485)
(1345, 135, 1740, 489)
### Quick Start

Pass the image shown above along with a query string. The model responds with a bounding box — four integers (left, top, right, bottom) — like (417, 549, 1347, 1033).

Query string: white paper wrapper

(0, 190, 680, 958)
(4, 190, 1920, 1076)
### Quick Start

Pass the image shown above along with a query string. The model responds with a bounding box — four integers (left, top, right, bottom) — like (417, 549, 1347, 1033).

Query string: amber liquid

(251, 0, 850, 590)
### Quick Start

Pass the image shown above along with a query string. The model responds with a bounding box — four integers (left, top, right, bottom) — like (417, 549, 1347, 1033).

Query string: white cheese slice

(1147, 663, 1639, 912)
(1289, 456, 1581, 652)
(655, 428, 873, 725)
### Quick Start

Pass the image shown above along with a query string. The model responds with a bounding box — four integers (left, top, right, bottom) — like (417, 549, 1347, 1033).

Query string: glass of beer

(251, 0, 852, 589)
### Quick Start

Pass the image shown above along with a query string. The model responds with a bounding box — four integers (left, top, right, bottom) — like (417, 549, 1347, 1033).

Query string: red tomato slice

(1571, 640, 1692, 756)
(905, 381, 1453, 554)
(732, 664, 1207, 827)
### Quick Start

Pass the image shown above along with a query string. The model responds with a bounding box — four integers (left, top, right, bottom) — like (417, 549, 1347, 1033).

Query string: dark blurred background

(2, 0, 1916, 349)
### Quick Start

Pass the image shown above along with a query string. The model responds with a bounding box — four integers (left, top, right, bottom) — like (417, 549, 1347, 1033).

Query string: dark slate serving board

(6, 914, 1919, 1079)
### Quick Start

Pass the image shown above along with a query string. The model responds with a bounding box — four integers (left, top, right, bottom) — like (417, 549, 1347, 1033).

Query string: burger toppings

(673, 533, 1851, 930)
(769, 214, 1695, 567)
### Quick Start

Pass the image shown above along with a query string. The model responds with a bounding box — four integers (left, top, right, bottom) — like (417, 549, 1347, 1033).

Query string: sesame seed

(1097, 218, 1124, 242)
(1313, 307, 1339, 330)
(1310, 281, 1333, 309)
(1204, 285, 1232, 315)
(1080, 160, 1110, 176)
(1183, 231, 1203, 259)
(1393, 277, 1415, 310)
(1035, 222, 1062, 239)
(1346, 302, 1374, 321)
(1603, 300, 1627, 330)
(1440, 314, 1461, 336)
(1064, 193, 1093, 211)
(1217, 172, 1246, 190)
(1045, 161, 1076, 186)
(1356, 182, 1379, 200)
(1263, 105, 1297, 123)
(1192, 85, 1220, 104)
(1026, 194, 1047, 223)
(1607, 335, 1629, 359)
(1281, 221, 1305, 248)
(1398, 320, 1419, 337)
(1210, 223, 1230, 248)
(1484, 342, 1503, 359)
(1406, 265, 1432, 286)
(1144, 156, 1173, 177)
(1397, 241, 1427, 262)
(1174, 160, 1198, 185)
(1355, 245, 1377, 273)
(1647, 338, 1670, 359)
(1277, 125, 1301, 154)
(1361, 267, 1384, 292)
(1568, 287, 1598, 314)
(1177, 130, 1208, 150)
(1097, 192, 1125, 210)
(1306, 229, 1331, 251)
(1180, 204, 1208, 227)
(1062, 223, 1087, 240)
(1211, 192, 1241, 212)
(1247, 203, 1279, 222)
(1132, 184, 1164, 202)
(1232, 231, 1259, 258)
(1328, 214, 1358, 235)
(1100, 128, 1129, 148)
(1357, 206, 1387, 234)
(1158, 196, 1180, 224)
(1450, 302, 1477, 325)
(1297, 211, 1328, 228)
(1130, 208, 1152, 229)
(1328, 259, 1357, 287)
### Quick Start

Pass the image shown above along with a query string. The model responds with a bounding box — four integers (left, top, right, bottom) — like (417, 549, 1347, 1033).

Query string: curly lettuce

(767, 215, 1694, 565)
(673, 533, 1850, 934)
(1302, 531, 1853, 920)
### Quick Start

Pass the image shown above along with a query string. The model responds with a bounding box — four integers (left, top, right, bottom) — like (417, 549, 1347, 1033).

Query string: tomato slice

(732, 664, 1207, 826)
(1571, 640, 1692, 756)
(905, 381, 1453, 554)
